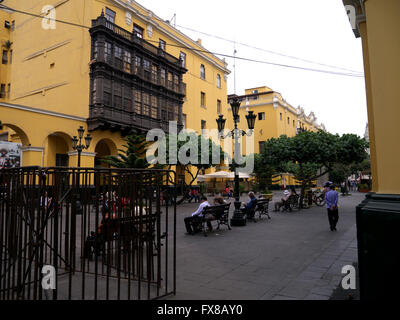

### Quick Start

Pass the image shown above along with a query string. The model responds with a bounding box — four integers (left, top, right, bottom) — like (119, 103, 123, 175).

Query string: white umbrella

(198, 171, 251, 180)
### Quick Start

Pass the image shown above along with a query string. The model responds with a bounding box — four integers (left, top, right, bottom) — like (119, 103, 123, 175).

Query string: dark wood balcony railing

(92, 16, 182, 66)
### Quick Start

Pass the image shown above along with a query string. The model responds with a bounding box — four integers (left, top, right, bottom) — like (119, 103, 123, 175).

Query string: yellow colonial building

(228, 86, 324, 154)
(223, 86, 324, 187)
(0, 0, 229, 175)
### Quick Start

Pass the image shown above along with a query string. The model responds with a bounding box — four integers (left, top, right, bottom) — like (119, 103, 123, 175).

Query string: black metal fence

(0, 167, 176, 300)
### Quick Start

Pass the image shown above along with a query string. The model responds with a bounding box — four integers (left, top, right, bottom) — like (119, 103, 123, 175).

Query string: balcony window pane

(123, 51, 131, 73)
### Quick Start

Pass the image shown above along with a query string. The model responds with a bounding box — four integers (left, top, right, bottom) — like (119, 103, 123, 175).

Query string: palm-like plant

(101, 133, 150, 169)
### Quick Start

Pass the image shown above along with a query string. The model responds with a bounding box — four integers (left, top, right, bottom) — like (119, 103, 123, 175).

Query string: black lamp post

(72, 126, 92, 167)
(216, 97, 256, 226)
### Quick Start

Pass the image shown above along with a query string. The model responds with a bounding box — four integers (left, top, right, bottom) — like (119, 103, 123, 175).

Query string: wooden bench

(255, 198, 270, 220)
(200, 203, 231, 236)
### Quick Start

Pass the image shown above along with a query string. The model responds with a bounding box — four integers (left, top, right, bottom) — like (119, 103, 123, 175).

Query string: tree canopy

(258, 130, 369, 202)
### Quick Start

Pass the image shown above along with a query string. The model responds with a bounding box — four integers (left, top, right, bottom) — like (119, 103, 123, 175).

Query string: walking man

(325, 182, 339, 231)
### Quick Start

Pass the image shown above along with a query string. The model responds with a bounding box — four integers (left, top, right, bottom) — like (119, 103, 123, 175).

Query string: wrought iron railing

(0, 167, 177, 300)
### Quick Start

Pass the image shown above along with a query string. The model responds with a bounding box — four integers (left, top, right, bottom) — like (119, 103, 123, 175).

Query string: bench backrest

(100, 214, 157, 241)
(202, 203, 230, 219)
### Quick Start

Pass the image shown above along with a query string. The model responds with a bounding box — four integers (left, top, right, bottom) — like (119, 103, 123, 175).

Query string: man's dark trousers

(184, 216, 202, 234)
(327, 208, 339, 230)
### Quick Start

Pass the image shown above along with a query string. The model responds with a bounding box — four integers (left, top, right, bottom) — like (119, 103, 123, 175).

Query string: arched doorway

(0, 123, 30, 146)
(95, 139, 117, 168)
(45, 133, 71, 167)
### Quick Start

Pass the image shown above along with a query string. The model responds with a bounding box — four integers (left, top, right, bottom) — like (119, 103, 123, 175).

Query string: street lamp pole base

(230, 202, 246, 226)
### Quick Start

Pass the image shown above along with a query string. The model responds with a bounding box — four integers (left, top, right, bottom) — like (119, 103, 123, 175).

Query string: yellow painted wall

(357, 0, 400, 194)
(0, 0, 229, 174)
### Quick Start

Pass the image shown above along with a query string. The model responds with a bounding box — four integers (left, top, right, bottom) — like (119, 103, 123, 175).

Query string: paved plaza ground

(166, 190, 363, 300)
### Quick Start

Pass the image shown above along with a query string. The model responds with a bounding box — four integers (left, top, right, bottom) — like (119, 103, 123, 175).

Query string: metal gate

(0, 167, 176, 300)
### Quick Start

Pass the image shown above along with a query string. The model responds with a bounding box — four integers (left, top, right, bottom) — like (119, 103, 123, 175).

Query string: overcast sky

(137, 0, 368, 137)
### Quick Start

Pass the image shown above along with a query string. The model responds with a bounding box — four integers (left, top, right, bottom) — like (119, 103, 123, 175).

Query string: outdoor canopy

(197, 170, 251, 181)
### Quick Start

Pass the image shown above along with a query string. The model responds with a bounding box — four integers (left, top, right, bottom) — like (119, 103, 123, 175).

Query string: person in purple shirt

(324, 182, 339, 231)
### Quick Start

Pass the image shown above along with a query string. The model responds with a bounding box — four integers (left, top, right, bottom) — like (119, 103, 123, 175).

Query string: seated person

(184, 196, 210, 234)
(241, 192, 257, 218)
(274, 190, 290, 211)
(214, 195, 226, 205)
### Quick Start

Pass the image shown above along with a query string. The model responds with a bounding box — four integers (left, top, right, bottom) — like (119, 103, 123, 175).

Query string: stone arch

(1, 123, 30, 146)
(94, 138, 118, 168)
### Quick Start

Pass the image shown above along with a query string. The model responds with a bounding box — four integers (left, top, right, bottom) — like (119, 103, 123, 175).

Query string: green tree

(262, 130, 368, 206)
(151, 132, 225, 203)
(101, 133, 150, 168)
(253, 153, 280, 192)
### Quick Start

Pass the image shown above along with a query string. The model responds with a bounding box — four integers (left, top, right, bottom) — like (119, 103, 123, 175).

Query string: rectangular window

(152, 65, 158, 83)
(7, 84, 10, 98)
(114, 95, 122, 109)
(200, 64, 205, 80)
(259, 141, 265, 152)
(161, 109, 167, 121)
(173, 74, 179, 91)
(151, 96, 158, 118)
(1, 84, 6, 98)
(93, 41, 99, 59)
(160, 68, 166, 86)
(114, 46, 122, 69)
(143, 59, 151, 80)
(134, 56, 141, 74)
(167, 72, 173, 90)
(293, 120, 295, 127)
(134, 91, 141, 114)
(143, 93, 150, 116)
(217, 74, 221, 88)
(133, 24, 143, 38)
(168, 102, 174, 121)
(104, 92, 111, 106)
(92, 79, 97, 104)
(287, 117, 290, 124)
(258, 112, 265, 120)
(201, 92, 206, 108)
(2, 51, 7, 64)
(201, 120, 206, 134)
(280, 113, 282, 121)
(103, 78, 111, 106)
(105, 8, 116, 23)
(217, 99, 221, 114)
(180, 52, 186, 68)
(159, 39, 166, 50)
(9, 50, 12, 64)
(123, 98, 131, 111)
(104, 42, 112, 63)
(123, 51, 131, 73)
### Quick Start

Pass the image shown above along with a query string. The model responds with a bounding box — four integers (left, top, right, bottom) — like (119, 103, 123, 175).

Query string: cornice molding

(0, 102, 86, 122)
(67, 151, 97, 157)
(21, 146, 44, 152)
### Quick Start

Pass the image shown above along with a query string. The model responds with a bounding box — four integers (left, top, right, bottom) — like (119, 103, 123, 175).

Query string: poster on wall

(0, 141, 22, 168)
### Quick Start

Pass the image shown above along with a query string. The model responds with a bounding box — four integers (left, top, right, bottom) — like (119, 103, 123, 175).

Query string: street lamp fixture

(72, 126, 92, 167)
(216, 97, 256, 226)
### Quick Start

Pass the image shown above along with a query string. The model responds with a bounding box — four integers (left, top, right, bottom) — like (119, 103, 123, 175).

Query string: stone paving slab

(166, 191, 363, 300)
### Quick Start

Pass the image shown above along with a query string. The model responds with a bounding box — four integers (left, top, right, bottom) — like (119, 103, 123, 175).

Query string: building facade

(224, 86, 324, 186)
(228, 86, 324, 154)
(0, 0, 229, 172)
